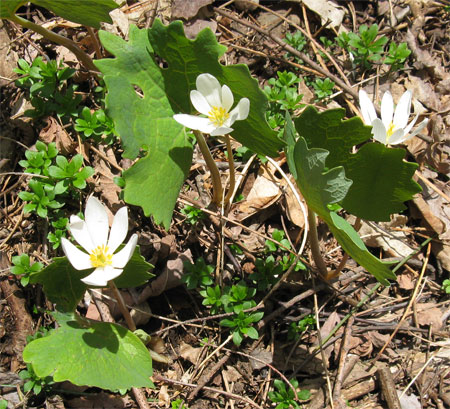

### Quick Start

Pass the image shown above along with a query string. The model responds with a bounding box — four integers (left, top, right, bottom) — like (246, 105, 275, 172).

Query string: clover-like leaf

(294, 106, 421, 221)
(23, 313, 153, 391)
(95, 21, 282, 228)
(285, 113, 396, 285)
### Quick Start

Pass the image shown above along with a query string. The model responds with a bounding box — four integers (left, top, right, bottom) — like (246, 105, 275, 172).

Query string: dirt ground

(1, 1, 450, 408)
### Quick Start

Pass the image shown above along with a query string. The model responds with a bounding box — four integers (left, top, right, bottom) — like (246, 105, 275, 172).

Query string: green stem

(9, 14, 98, 73)
(307, 207, 328, 277)
(193, 130, 223, 206)
(109, 281, 136, 332)
(223, 135, 236, 206)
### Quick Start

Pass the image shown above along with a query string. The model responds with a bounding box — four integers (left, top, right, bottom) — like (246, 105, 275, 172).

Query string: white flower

(173, 73, 250, 136)
(359, 89, 428, 145)
(61, 196, 138, 287)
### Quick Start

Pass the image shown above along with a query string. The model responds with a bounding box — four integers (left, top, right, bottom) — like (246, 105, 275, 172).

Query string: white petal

(359, 90, 377, 125)
(221, 85, 234, 111)
(107, 206, 128, 253)
(393, 90, 411, 129)
(81, 266, 123, 287)
(190, 90, 211, 116)
(61, 238, 92, 270)
(196, 73, 221, 107)
(68, 218, 94, 252)
(112, 233, 138, 269)
(173, 114, 216, 134)
(407, 118, 428, 139)
(85, 196, 109, 248)
(387, 129, 406, 145)
(229, 98, 250, 122)
(402, 113, 419, 137)
(210, 126, 234, 136)
(371, 118, 388, 144)
(381, 91, 394, 129)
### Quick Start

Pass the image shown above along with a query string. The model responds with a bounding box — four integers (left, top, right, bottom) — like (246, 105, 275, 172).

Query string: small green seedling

(384, 42, 411, 71)
(19, 141, 58, 176)
(180, 205, 205, 225)
(287, 315, 315, 341)
(200, 284, 225, 314)
(312, 78, 335, 101)
(268, 379, 311, 409)
(47, 217, 69, 249)
(11, 254, 43, 286)
(182, 257, 214, 289)
(442, 279, 450, 294)
(250, 255, 283, 291)
(220, 305, 264, 346)
(19, 364, 54, 396)
(48, 154, 94, 191)
(18, 179, 64, 218)
(284, 31, 307, 62)
(74, 107, 117, 144)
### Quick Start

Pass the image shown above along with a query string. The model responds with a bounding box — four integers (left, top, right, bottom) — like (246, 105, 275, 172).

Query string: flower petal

(229, 98, 250, 122)
(210, 126, 234, 136)
(85, 196, 109, 248)
(402, 113, 419, 137)
(68, 216, 95, 252)
(81, 265, 123, 287)
(393, 90, 412, 129)
(359, 90, 377, 125)
(196, 73, 221, 108)
(221, 85, 234, 111)
(112, 233, 138, 269)
(387, 128, 406, 145)
(407, 118, 428, 139)
(190, 90, 211, 115)
(61, 238, 92, 270)
(371, 118, 388, 144)
(173, 114, 216, 134)
(381, 91, 394, 129)
(107, 206, 128, 253)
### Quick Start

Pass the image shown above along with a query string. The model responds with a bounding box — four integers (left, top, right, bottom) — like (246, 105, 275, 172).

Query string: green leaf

(285, 114, 396, 285)
(294, 106, 421, 221)
(23, 313, 153, 390)
(0, 0, 23, 18)
(114, 245, 154, 288)
(95, 21, 282, 228)
(32, 0, 117, 29)
(29, 257, 87, 312)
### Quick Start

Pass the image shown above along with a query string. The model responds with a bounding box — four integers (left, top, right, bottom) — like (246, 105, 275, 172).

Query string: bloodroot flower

(359, 89, 428, 145)
(61, 196, 137, 287)
(173, 73, 250, 136)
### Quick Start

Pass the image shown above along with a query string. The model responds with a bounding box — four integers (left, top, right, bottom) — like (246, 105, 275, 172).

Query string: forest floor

(1, 0, 450, 408)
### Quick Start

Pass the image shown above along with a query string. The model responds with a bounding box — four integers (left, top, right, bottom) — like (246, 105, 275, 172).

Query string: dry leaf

(172, 0, 213, 20)
(249, 347, 273, 370)
(239, 173, 281, 213)
(295, 0, 346, 33)
(39, 117, 76, 156)
(158, 385, 171, 408)
(179, 341, 202, 365)
(416, 303, 443, 332)
(223, 365, 242, 382)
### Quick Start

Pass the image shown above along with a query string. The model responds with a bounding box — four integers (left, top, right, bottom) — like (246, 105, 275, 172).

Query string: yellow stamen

(208, 106, 229, 127)
(386, 122, 396, 137)
(89, 245, 113, 268)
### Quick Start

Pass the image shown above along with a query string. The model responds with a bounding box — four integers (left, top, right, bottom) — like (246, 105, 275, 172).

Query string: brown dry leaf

(238, 167, 281, 214)
(397, 271, 416, 290)
(404, 75, 441, 112)
(158, 385, 171, 408)
(249, 347, 273, 370)
(39, 117, 77, 155)
(91, 146, 122, 209)
(416, 303, 444, 332)
(366, 331, 391, 349)
(184, 19, 217, 40)
(223, 365, 242, 382)
(293, 0, 346, 33)
(172, 0, 213, 20)
(179, 341, 202, 365)
(138, 249, 193, 301)
(314, 311, 340, 364)
(281, 176, 306, 228)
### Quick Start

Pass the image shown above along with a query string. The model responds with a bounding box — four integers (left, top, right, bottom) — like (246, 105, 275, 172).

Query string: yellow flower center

(89, 245, 113, 268)
(386, 122, 396, 139)
(208, 106, 229, 127)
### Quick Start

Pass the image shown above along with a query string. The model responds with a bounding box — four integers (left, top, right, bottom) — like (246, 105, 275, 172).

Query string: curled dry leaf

(39, 116, 77, 155)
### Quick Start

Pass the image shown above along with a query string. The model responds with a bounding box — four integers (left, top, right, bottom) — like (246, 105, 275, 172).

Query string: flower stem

(193, 130, 223, 206)
(307, 207, 328, 277)
(9, 14, 98, 73)
(108, 281, 136, 332)
(223, 135, 236, 206)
